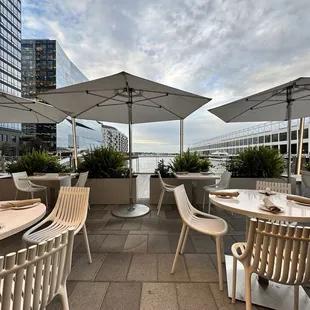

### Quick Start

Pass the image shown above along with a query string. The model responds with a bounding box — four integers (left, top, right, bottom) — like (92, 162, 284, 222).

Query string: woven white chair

(232, 219, 310, 310)
(12, 171, 48, 208)
(22, 186, 92, 264)
(256, 180, 291, 194)
(157, 171, 176, 216)
(202, 170, 231, 213)
(171, 184, 228, 291)
(0, 229, 74, 310)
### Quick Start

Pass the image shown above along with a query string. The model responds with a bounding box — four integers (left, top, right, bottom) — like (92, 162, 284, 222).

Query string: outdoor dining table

(210, 189, 310, 310)
(0, 202, 46, 240)
(173, 172, 219, 207)
(19, 173, 78, 207)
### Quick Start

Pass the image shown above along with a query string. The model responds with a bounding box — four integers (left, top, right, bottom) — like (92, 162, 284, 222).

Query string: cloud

(22, 0, 310, 151)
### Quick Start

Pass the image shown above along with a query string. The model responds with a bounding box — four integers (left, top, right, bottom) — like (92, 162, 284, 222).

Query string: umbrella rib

(133, 103, 161, 109)
(86, 91, 127, 104)
(96, 103, 127, 108)
(132, 94, 168, 104)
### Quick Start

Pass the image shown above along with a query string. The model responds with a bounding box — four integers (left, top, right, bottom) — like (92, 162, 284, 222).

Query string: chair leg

(15, 190, 18, 200)
(171, 223, 187, 274)
(59, 285, 69, 310)
(215, 236, 224, 291)
(157, 189, 165, 216)
(202, 191, 206, 211)
(245, 268, 252, 310)
(232, 256, 237, 303)
(180, 226, 190, 254)
(294, 286, 299, 310)
(208, 201, 211, 214)
(82, 224, 92, 264)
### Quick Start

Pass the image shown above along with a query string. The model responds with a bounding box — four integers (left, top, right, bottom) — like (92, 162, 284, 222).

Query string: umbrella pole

(72, 117, 78, 170)
(128, 103, 134, 208)
(180, 119, 184, 154)
(286, 87, 293, 183)
(296, 118, 305, 175)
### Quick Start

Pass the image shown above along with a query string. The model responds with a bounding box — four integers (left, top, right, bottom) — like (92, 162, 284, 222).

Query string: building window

(259, 136, 264, 144)
(253, 137, 258, 144)
(279, 132, 287, 142)
(3, 134, 8, 141)
(291, 144, 297, 154)
(11, 135, 17, 142)
(272, 134, 278, 142)
(265, 135, 271, 143)
(291, 130, 297, 140)
(247, 138, 252, 145)
(280, 144, 287, 154)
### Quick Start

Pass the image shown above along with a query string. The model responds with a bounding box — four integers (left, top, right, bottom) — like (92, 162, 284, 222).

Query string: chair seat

(188, 214, 227, 236)
(21, 185, 47, 193)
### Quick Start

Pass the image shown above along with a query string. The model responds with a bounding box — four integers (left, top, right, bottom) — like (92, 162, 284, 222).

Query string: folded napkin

(0, 198, 41, 209)
(262, 197, 282, 213)
(287, 195, 310, 205)
(58, 173, 71, 176)
(209, 190, 240, 197)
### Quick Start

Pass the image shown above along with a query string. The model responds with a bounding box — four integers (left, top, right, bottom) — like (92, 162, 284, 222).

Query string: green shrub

(78, 146, 129, 178)
(170, 149, 212, 173)
(226, 146, 285, 178)
(6, 151, 70, 176)
(154, 159, 173, 178)
(303, 162, 310, 171)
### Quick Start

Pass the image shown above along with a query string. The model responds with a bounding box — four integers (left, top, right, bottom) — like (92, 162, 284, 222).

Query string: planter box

(229, 177, 296, 194)
(86, 178, 136, 205)
(150, 177, 217, 205)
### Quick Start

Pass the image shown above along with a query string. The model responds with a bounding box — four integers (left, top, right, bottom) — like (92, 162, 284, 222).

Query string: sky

(22, 0, 310, 152)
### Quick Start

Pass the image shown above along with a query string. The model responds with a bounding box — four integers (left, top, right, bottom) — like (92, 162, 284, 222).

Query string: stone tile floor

(0, 175, 309, 310)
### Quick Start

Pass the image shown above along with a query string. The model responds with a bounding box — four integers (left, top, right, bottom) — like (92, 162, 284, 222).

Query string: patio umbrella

(0, 92, 67, 123)
(38, 71, 211, 218)
(209, 77, 310, 182)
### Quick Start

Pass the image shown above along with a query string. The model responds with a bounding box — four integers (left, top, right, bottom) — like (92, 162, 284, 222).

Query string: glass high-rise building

(21, 39, 102, 152)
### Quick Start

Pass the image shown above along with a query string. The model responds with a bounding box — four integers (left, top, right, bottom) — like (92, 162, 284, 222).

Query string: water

(132, 156, 226, 174)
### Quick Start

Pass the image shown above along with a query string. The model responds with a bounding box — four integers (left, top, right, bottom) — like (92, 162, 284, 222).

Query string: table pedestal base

(225, 255, 310, 309)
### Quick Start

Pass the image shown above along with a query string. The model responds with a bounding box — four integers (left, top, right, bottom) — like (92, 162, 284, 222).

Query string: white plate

(259, 205, 284, 213)
(258, 190, 276, 195)
(293, 201, 310, 207)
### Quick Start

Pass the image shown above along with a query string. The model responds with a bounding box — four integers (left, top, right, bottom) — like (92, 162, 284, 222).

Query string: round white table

(210, 189, 310, 223)
(209, 189, 310, 310)
(0, 202, 46, 240)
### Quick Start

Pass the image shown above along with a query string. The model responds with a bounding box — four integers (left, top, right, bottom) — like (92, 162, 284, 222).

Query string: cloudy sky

(22, 0, 310, 152)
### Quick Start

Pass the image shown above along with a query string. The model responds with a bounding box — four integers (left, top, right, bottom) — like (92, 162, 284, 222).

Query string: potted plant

(226, 146, 289, 190)
(78, 146, 136, 204)
(150, 150, 214, 204)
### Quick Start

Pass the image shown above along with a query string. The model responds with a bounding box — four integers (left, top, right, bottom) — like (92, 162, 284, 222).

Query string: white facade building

(101, 125, 128, 153)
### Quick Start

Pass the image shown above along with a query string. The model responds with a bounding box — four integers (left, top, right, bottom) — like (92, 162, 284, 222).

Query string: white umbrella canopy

(38, 71, 211, 218)
(37, 71, 210, 123)
(0, 92, 67, 123)
(209, 77, 310, 181)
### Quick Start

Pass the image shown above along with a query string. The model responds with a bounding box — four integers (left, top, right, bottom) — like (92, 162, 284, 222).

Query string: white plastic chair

(0, 229, 74, 310)
(256, 180, 291, 194)
(12, 171, 48, 208)
(231, 218, 310, 310)
(202, 171, 231, 213)
(171, 184, 228, 291)
(22, 186, 92, 264)
(157, 171, 176, 216)
(75, 171, 89, 187)
(301, 170, 310, 196)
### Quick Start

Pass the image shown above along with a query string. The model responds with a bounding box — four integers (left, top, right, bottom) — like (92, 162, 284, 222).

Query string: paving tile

(149, 210, 165, 219)
(95, 253, 132, 281)
(123, 234, 148, 253)
(104, 205, 117, 210)
(47, 281, 77, 310)
(100, 282, 141, 310)
(90, 204, 106, 211)
(140, 283, 178, 310)
(74, 234, 107, 253)
(71, 252, 82, 266)
(158, 219, 181, 233)
(158, 254, 189, 282)
(88, 210, 107, 219)
(229, 218, 247, 231)
(85, 219, 108, 233)
(69, 282, 109, 310)
(223, 235, 237, 254)
(165, 210, 181, 219)
(209, 253, 227, 282)
(141, 218, 158, 231)
(127, 253, 157, 281)
(184, 254, 219, 282)
(102, 218, 124, 230)
(169, 235, 196, 254)
(68, 253, 106, 281)
(176, 283, 217, 310)
(121, 218, 142, 230)
(233, 235, 246, 242)
(148, 235, 171, 253)
(191, 235, 217, 253)
(98, 234, 127, 252)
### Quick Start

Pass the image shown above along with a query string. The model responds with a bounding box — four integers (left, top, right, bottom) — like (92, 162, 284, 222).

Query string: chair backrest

(158, 171, 171, 190)
(12, 171, 32, 191)
(244, 218, 310, 285)
(256, 181, 291, 194)
(75, 171, 89, 187)
(301, 171, 310, 189)
(218, 171, 231, 189)
(0, 229, 74, 309)
(51, 186, 90, 232)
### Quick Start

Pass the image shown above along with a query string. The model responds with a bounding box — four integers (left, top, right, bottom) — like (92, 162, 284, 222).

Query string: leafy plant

(226, 146, 285, 178)
(170, 149, 212, 172)
(6, 151, 70, 176)
(154, 159, 173, 178)
(78, 146, 129, 178)
(303, 162, 310, 171)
